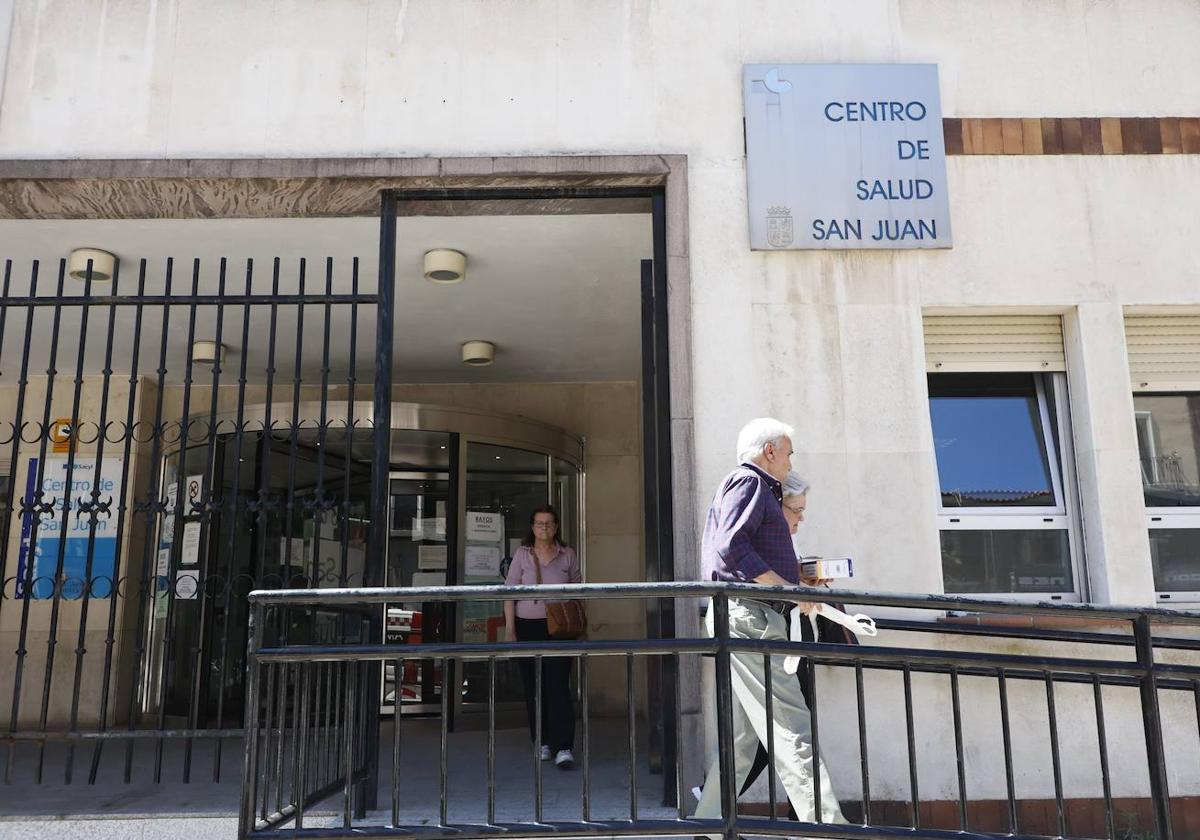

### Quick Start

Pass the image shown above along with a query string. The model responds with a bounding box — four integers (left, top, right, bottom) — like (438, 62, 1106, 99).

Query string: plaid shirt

(702, 462, 799, 585)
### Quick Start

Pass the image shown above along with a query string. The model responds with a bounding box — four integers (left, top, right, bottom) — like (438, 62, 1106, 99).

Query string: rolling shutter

(923, 315, 1066, 373)
(1125, 314, 1200, 391)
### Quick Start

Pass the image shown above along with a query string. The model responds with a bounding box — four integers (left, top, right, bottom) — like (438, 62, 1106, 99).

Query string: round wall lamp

(424, 249, 467, 284)
(461, 340, 495, 367)
(68, 248, 116, 283)
(192, 341, 227, 365)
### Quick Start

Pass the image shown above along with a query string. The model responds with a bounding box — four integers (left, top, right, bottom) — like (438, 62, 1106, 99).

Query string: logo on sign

(50, 418, 75, 453)
(766, 206, 794, 247)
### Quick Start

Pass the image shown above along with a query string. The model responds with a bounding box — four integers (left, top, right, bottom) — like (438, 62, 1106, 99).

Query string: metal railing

(241, 581, 1200, 840)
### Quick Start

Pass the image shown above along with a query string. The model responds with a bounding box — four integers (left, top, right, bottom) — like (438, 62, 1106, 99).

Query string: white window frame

(934, 373, 1083, 602)
(1136, 393, 1200, 604)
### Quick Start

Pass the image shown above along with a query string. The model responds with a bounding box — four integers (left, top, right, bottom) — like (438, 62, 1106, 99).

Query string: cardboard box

(800, 557, 853, 580)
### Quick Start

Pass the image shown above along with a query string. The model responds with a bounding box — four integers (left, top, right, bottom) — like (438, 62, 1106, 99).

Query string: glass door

(382, 471, 453, 714)
(453, 439, 581, 724)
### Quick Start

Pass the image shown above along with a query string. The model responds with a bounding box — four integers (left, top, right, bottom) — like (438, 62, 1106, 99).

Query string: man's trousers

(693, 597, 847, 828)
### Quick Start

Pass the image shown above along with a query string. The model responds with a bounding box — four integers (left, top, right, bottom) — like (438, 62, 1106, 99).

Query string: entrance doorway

(0, 169, 686, 803)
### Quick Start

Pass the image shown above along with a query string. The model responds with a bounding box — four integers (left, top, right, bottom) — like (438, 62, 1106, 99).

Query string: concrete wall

(3, 0, 1200, 807)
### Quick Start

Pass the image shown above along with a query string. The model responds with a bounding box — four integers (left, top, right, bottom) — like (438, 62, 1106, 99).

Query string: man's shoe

(538, 745, 551, 761)
(554, 749, 575, 769)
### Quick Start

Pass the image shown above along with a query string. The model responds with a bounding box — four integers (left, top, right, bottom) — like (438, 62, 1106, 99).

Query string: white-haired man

(693, 418, 846, 830)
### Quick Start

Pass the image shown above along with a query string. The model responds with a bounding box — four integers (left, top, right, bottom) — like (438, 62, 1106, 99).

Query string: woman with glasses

(503, 504, 582, 769)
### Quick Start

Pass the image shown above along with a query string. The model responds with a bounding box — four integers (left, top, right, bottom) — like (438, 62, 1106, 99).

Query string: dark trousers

(515, 617, 575, 752)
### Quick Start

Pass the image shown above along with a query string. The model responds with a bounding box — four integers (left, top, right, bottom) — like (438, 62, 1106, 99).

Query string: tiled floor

(0, 718, 679, 827)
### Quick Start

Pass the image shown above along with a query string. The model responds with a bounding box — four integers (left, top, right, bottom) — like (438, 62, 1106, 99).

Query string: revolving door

(144, 402, 583, 729)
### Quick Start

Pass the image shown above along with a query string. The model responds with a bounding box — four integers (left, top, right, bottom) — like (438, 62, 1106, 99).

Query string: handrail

(248, 580, 1200, 624)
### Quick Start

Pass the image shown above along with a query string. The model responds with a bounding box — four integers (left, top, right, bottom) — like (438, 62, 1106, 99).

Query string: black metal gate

(0, 206, 392, 788)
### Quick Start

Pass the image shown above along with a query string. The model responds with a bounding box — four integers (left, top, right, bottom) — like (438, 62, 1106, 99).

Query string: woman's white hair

(782, 471, 810, 498)
(736, 417, 795, 464)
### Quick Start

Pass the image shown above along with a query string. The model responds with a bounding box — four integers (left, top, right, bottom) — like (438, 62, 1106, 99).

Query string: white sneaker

(538, 745, 551, 761)
(554, 748, 575, 769)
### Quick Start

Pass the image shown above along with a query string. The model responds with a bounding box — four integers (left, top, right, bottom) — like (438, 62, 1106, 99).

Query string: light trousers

(694, 597, 847, 830)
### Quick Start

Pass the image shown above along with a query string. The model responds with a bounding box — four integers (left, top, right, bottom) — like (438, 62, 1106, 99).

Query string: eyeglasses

(783, 504, 806, 515)
(532, 521, 557, 529)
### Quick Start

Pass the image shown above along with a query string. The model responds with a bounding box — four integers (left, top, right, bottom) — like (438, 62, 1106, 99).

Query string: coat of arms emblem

(766, 206, 794, 247)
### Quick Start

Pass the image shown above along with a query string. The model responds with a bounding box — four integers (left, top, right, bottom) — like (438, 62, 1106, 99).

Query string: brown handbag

(532, 549, 586, 639)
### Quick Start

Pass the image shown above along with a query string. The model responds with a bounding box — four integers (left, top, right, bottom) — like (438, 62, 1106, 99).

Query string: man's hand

(752, 569, 820, 613)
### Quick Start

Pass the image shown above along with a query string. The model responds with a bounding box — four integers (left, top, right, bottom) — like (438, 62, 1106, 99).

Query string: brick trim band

(944, 117, 1200, 155)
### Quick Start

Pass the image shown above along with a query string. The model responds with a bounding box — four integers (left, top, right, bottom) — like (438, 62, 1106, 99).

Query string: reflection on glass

(461, 441, 552, 706)
(929, 373, 1057, 507)
(940, 529, 1073, 594)
(1148, 529, 1200, 592)
(1133, 394, 1200, 507)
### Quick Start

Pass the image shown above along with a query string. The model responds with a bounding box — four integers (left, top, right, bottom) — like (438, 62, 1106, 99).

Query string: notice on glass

(418, 544, 448, 571)
(466, 511, 502, 542)
(156, 548, 171, 577)
(180, 521, 202, 566)
(175, 571, 199, 600)
(411, 571, 446, 588)
(465, 544, 500, 579)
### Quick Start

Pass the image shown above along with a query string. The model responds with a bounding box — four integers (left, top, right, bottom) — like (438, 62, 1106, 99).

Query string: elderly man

(693, 418, 846, 829)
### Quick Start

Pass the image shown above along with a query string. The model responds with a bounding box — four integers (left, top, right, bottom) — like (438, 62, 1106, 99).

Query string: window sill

(937, 612, 1130, 631)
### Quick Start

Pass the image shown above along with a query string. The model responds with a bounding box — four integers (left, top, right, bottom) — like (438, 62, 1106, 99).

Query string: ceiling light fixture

(68, 248, 116, 283)
(461, 340, 495, 367)
(423, 249, 467, 284)
(192, 341, 227, 365)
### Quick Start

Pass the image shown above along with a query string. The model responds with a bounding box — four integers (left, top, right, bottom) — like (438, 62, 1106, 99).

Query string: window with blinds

(1124, 314, 1200, 392)
(923, 315, 1065, 373)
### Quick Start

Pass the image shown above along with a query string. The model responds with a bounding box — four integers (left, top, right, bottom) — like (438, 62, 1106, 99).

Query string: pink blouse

(504, 544, 581, 619)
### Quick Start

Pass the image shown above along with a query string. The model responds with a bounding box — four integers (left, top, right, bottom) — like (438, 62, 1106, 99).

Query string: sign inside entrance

(743, 63, 952, 250)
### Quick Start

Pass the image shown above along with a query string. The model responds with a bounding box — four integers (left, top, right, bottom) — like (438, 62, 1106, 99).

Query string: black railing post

(359, 188, 397, 816)
(1134, 613, 1173, 839)
(238, 599, 265, 840)
(711, 591, 738, 840)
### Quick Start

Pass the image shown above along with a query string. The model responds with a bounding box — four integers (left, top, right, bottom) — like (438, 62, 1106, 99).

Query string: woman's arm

(503, 599, 516, 642)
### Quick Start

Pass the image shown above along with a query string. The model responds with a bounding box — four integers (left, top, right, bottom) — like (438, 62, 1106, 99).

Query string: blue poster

(16, 456, 123, 599)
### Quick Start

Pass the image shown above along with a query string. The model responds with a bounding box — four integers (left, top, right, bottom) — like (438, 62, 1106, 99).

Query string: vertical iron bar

(673, 651, 685, 819)
(65, 260, 119, 784)
(950, 667, 967, 830)
(580, 652, 591, 822)
(440, 656, 449, 826)
(338, 258, 359, 590)
(627, 653, 638, 821)
(185, 257, 228, 783)
(487, 656, 496, 825)
(212, 258, 255, 782)
(155, 257, 203, 784)
(810, 647, 823, 824)
(1134, 614, 1173, 839)
(237, 601, 265, 840)
(9, 260, 65, 785)
(89, 260, 144, 783)
(40, 258, 94, 785)
(712, 593, 737, 840)
(854, 662, 870, 826)
(293, 662, 311, 828)
(392, 657, 402, 827)
(272, 662, 288, 815)
(997, 669, 1018, 834)
(902, 665, 919, 829)
(1, 260, 37, 785)
(1092, 675, 1115, 840)
(1044, 671, 1066, 837)
(121, 258, 168, 784)
(534, 655, 544, 823)
(281, 259, 305, 588)
(763, 653, 777, 819)
(361, 189, 396, 816)
(343, 661, 356, 830)
(259, 653, 277, 821)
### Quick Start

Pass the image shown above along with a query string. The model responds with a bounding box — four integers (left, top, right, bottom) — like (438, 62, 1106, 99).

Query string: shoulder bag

(533, 550, 586, 639)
